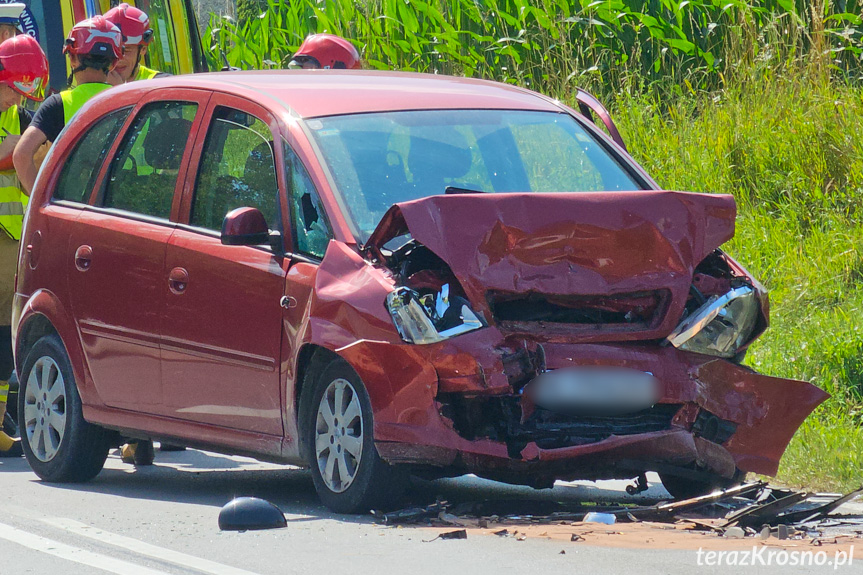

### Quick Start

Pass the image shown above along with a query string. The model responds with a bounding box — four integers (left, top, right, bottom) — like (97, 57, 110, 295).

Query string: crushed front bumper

(337, 328, 828, 483)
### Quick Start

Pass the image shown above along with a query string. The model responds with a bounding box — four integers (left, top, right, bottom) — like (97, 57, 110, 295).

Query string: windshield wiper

(444, 186, 486, 195)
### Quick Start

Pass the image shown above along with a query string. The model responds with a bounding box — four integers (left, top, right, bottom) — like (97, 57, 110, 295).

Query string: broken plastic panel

(386, 283, 484, 344)
(666, 286, 760, 358)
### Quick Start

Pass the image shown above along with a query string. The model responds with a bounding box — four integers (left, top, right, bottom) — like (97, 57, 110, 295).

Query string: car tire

(18, 334, 110, 482)
(659, 470, 743, 501)
(299, 358, 405, 514)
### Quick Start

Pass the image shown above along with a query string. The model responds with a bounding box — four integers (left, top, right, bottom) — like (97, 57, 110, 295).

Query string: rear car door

(159, 96, 286, 436)
(67, 91, 207, 412)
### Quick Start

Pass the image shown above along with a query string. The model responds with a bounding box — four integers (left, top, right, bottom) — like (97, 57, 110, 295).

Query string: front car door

(67, 90, 207, 411)
(159, 95, 287, 439)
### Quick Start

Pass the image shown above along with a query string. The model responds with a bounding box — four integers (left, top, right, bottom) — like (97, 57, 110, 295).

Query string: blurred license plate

(525, 367, 660, 416)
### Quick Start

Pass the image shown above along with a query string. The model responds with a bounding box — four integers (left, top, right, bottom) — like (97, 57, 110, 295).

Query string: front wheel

(300, 358, 405, 513)
(18, 334, 110, 482)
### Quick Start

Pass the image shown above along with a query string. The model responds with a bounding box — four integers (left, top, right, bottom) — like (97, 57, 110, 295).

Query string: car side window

(284, 141, 331, 259)
(191, 107, 278, 232)
(101, 101, 197, 219)
(53, 108, 131, 204)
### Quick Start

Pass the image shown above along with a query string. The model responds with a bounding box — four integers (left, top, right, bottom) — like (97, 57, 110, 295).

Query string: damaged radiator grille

(489, 290, 670, 329)
(439, 395, 681, 458)
(512, 403, 682, 453)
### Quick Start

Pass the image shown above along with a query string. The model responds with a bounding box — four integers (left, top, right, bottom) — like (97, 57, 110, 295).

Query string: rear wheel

(18, 334, 110, 482)
(300, 358, 405, 513)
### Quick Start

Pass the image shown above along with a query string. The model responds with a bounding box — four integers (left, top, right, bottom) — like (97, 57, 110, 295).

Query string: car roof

(123, 70, 565, 118)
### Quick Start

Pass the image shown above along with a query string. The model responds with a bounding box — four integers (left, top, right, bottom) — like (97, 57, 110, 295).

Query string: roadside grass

(612, 71, 863, 491)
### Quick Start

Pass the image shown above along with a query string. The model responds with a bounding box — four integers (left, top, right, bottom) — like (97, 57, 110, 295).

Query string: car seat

(407, 129, 473, 199)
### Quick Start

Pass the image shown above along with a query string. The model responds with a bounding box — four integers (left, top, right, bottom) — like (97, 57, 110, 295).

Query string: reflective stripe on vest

(60, 83, 111, 125)
(0, 106, 25, 240)
(135, 65, 160, 81)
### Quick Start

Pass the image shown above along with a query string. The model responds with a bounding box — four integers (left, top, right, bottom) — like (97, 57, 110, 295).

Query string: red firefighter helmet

(104, 3, 153, 46)
(289, 34, 361, 70)
(63, 16, 123, 61)
(0, 34, 48, 101)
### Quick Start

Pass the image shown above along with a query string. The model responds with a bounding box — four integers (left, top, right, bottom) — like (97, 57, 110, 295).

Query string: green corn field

(205, 0, 863, 97)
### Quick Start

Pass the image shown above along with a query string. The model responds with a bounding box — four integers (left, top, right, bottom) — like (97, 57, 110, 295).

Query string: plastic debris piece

(438, 512, 465, 526)
(218, 497, 286, 531)
(724, 527, 746, 539)
(516, 533, 527, 541)
(583, 512, 616, 525)
(571, 533, 584, 542)
(493, 529, 509, 537)
(425, 529, 468, 542)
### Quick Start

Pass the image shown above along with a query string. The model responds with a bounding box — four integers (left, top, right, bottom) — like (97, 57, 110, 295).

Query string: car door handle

(168, 267, 189, 294)
(280, 295, 297, 309)
(74, 245, 93, 271)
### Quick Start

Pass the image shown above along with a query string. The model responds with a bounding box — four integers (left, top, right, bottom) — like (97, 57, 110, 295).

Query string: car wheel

(659, 471, 743, 500)
(300, 358, 405, 514)
(18, 334, 110, 482)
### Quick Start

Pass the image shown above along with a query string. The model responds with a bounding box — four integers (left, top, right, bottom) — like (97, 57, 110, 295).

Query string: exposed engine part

(438, 394, 682, 459)
(692, 409, 737, 445)
(489, 290, 669, 327)
(626, 473, 649, 495)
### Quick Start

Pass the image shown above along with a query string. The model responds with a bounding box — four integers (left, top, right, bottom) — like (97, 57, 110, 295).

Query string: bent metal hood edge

(367, 191, 737, 338)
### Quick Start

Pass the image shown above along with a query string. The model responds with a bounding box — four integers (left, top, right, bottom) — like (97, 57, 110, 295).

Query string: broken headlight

(666, 285, 760, 358)
(385, 284, 485, 344)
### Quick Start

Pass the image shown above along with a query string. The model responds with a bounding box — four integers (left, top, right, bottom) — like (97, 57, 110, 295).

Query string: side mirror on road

(221, 207, 269, 246)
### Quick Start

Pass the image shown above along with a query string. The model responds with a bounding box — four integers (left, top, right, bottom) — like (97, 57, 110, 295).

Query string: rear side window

(53, 108, 131, 204)
(191, 107, 278, 232)
(101, 101, 197, 219)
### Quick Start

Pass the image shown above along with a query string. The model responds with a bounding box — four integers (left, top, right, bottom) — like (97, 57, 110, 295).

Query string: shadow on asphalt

(0, 446, 670, 524)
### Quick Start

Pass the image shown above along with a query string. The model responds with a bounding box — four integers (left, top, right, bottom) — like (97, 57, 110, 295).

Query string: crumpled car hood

(367, 191, 737, 339)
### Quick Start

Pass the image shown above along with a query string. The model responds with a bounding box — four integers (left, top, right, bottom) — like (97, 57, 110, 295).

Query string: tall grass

(201, 2, 863, 490)
(613, 75, 863, 490)
(207, 0, 863, 98)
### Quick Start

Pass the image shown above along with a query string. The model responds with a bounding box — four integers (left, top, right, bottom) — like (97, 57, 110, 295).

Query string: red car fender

(15, 289, 98, 405)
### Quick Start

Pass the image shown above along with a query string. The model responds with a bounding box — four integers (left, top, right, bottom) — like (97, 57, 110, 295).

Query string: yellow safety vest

(135, 65, 160, 81)
(60, 83, 111, 125)
(0, 106, 26, 241)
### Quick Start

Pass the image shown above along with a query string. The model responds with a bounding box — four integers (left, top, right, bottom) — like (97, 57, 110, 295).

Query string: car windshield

(307, 109, 643, 243)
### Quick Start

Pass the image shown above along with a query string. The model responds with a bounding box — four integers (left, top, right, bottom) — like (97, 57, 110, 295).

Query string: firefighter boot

(0, 383, 22, 457)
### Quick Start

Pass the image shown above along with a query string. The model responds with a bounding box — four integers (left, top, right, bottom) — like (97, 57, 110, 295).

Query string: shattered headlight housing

(666, 285, 760, 358)
(386, 284, 485, 344)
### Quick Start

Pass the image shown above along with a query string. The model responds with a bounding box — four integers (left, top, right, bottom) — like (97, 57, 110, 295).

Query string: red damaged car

(13, 71, 827, 512)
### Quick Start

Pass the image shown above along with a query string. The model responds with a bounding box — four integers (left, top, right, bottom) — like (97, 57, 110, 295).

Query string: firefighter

(105, 3, 166, 85)
(287, 34, 362, 70)
(0, 33, 48, 457)
(14, 16, 122, 194)
(0, 3, 24, 43)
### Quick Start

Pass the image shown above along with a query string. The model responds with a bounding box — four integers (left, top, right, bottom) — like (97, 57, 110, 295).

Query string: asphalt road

(0, 447, 857, 575)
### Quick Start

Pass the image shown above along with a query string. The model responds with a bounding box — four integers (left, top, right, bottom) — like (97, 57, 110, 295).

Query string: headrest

(407, 130, 472, 186)
(144, 118, 191, 170)
(244, 141, 275, 186)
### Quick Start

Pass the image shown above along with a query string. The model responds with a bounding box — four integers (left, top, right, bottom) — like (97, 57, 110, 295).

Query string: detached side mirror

(221, 207, 269, 246)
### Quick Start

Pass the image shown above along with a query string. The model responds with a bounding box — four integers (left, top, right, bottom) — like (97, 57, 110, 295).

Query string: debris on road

(375, 481, 863, 552)
(583, 512, 616, 525)
(425, 529, 468, 542)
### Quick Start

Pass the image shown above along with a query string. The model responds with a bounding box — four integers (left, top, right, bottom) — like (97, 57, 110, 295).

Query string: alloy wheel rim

(315, 378, 363, 493)
(23, 356, 67, 462)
